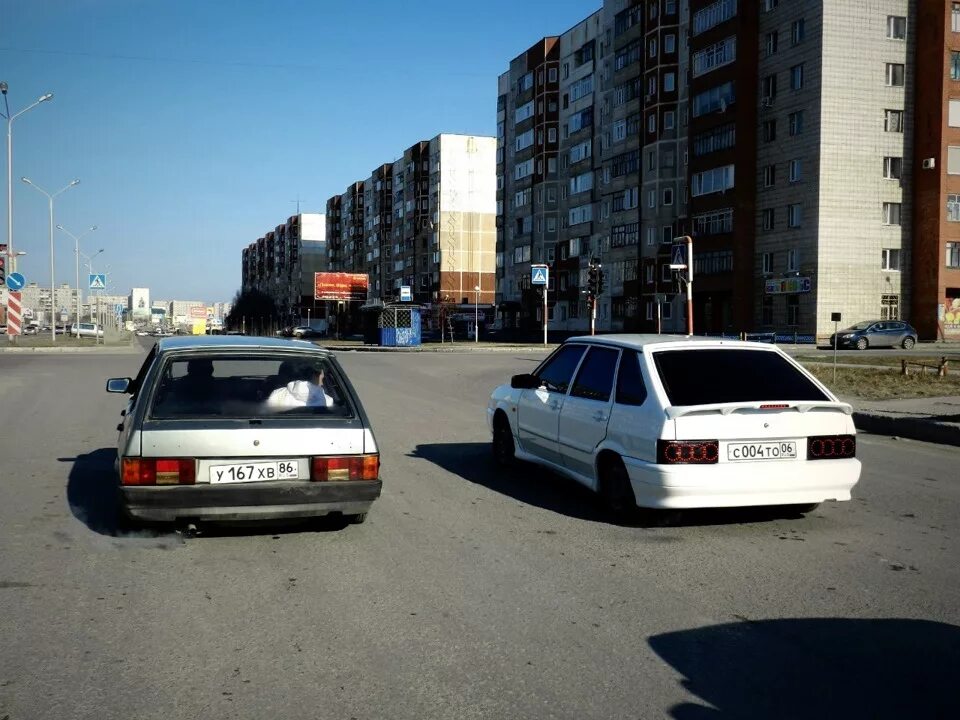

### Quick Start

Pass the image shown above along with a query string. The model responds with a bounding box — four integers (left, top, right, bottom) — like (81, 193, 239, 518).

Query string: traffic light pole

(590, 297, 596, 336)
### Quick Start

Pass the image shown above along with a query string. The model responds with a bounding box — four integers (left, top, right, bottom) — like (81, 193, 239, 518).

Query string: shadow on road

(62, 448, 353, 539)
(409, 442, 813, 527)
(649, 618, 959, 719)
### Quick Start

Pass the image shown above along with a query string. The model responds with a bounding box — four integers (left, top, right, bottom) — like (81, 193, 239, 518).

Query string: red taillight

(311, 454, 380, 482)
(657, 439, 719, 465)
(121, 458, 196, 486)
(759, 404, 790, 410)
(807, 435, 856, 460)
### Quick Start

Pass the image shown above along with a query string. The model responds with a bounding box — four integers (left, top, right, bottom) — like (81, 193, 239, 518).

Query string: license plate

(726, 441, 797, 462)
(209, 460, 300, 484)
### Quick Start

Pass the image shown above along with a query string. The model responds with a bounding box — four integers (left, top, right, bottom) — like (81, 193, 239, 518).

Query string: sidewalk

(317, 339, 558, 353)
(848, 396, 960, 448)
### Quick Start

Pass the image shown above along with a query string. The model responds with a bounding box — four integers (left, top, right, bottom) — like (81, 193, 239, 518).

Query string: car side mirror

(106, 377, 132, 394)
(511, 373, 540, 390)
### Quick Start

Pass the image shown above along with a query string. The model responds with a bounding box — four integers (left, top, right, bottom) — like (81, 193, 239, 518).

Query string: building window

(788, 203, 802, 228)
(763, 164, 776, 188)
(789, 158, 802, 183)
(694, 0, 738, 36)
(692, 81, 736, 117)
(693, 36, 737, 77)
(947, 242, 960, 267)
(886, 63, 905, 87)
(953, 52, 960, 81)
(951, 100, 960, 127)
(664, 72, 676, 92)
(789, 110, 804, 136)
(665, 34, 676, 53)
(548, 127, 557, 143)
(787, 295, 799, 325)
(662, 226, 674, 244)
(884, 156, 903, 180)
(881, 294, 900, 320)
(948, 194, 960, 222)
(787, 248, 799, 272)
(648, 113, 657, 133)
(790, 64, 804, 90)
(765, 31, 778, 56)
(954, 3, 960, 32)
(648, 189, 657, 208)
(885, 109, 904, 132)
(887, 16, 906, 40)
(647, 227, 657, 245)
(691, 164, 735, 196)
(664, 110, 676, 130)
(693, 208, 733, 236)
(762, 252, 773, 274)
(761, 73, 777, 99)
(763, 119, 777, 142)
(663, 188, 674, 205)
(762, 296, 774, 325)
(762, 208, 775, 231)
(882, 248, 901, 271)
(666, 0, 677, 14)
(764, 0, 779, 10)
(792, 18, 806, 45)
(662, 264, 672, 282)
(883, 202, 902, 225)
(548, 67, 558, 83)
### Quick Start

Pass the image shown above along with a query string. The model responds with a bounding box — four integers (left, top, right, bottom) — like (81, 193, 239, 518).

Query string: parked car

(292, 325, 320, 339)
(487, 335, 861, 520)
(829, 320, 917, 350)
(73, 322, 104, 338)
(106, 336, 381, 527)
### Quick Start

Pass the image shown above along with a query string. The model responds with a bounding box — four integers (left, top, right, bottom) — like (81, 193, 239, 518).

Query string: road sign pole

(657, 298, 662, 335)
(543, 287, 547, 346)
(685, 235, 694, 337)
(590, 297, 596, 336)
(833, 320, 838, 384)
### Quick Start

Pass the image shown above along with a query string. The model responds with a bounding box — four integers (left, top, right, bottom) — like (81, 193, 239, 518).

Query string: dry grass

(796, 354, 953, 369)
(4, 333, 132, 348)
(804, 364, 960, 400)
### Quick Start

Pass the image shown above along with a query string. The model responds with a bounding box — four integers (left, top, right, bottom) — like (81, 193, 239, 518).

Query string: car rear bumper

(622, 457, 861, 509)
(120, 479, 382, 522)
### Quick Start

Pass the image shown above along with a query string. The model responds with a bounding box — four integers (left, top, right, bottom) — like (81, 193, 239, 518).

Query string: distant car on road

(72, 322, 104, 338)
(106, 336, 382, 528)
(292, 325, 321, 339)
(829, 320, 917, 350)
(487, 335, 861, 520)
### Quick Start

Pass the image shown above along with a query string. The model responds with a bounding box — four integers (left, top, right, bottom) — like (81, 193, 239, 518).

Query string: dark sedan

(829, 320, 918, 350)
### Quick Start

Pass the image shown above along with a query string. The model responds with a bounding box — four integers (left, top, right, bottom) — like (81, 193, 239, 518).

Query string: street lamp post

(56, 224, 97, 329)
(21, 177, 80, 343)
(474, 285, 480, 343)
(80, 248, 104, 324)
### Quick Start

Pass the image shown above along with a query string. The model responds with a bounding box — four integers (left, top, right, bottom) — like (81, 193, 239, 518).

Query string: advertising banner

(314, 272, 369, 301)
(189, 306, 207, 319)
(764, 277, 812, 294)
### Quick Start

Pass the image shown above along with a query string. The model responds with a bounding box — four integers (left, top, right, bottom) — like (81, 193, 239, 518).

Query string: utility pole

(671, 235, 694, 337)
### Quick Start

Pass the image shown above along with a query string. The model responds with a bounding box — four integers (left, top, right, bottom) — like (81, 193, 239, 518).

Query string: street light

(21, 177, 79, 342)
(1, 84, 53, 275)
(56, 224, 97, 328)
(474, 285, 480, 344)
(79, 248, 104, 323)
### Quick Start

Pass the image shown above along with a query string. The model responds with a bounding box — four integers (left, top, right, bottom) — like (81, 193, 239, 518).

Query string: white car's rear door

(558, 346, 620, 480)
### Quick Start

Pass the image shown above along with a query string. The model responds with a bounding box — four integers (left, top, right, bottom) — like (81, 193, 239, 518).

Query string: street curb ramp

(853, 411, 960, 448)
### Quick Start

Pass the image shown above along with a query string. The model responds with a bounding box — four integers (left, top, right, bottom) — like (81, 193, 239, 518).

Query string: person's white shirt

(266, 380, 334, 408)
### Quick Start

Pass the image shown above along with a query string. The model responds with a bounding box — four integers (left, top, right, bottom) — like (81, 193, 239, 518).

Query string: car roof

(157, 335, 329, 354)
(563, 334, 782, 352)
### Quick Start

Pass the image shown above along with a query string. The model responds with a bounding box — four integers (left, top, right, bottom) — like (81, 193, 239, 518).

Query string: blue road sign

(531, 265, 549, 286)
(400, 285, 412, 302)
(670, 244, 687, 268)
(89, 273, 106, 290)
(5, 272, 25, 291)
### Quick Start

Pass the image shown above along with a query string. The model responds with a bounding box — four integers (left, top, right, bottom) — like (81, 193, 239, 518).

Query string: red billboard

(314, 272, 369, 302)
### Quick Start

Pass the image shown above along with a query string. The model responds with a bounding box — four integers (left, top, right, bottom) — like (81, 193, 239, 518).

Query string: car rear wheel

(855, 337, 868, 351)
(599, 456, 638, 523)
(347, 512, 367, 525)
(492, 413, 515, 467)
(902, 337, 915, 350)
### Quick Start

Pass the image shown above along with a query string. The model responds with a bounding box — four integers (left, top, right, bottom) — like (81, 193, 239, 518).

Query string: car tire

(347, 512, 367, 525)
(492, 413, 516, 467)
(599, 456, 638, 523)
(791, 502, 820, 515)
(855, 337, 868, 351)
(902, 337, 915, 350)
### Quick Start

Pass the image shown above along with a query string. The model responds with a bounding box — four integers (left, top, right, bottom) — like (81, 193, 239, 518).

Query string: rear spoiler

(665, 400, 853, 419)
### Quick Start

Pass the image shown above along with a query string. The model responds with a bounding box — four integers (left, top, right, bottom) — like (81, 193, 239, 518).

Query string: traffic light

(587, 261, 598, 300)
(597, 266, 605, 296)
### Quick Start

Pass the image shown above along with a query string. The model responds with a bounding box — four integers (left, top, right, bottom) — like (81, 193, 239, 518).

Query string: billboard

(314, 272, 369, 301)
(765, 277, 811, 294)
(189, 306, 207, 319)
(130, 288, 151, 319)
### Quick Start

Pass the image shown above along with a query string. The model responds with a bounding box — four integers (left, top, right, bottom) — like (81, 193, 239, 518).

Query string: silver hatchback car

(107, 336, 381, 526)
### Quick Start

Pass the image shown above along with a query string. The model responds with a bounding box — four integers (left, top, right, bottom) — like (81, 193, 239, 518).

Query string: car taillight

(121, 458, 196, 486)
(657, 439, 719, 465)
(807, 435, 856, 460)
(311, 454, 379, 482)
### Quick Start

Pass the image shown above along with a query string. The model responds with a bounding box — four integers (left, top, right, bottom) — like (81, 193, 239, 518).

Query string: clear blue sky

(2, 0, 595, 303)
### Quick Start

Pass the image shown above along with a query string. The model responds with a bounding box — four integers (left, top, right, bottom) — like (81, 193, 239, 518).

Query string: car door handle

(592, 412, 608, 422)
(116, 423, 124, 432)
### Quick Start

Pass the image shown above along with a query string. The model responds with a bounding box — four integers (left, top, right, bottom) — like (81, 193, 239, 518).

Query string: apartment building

(325, 134, 497, 329)
(18, 282, 79, 323)
(913, 1, 960, 340)
(496, 38, 562, 332)
(240, 213, 327, 324)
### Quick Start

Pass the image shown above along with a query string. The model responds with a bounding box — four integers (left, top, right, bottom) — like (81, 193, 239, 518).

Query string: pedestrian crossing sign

(669, 245, 687, 270)
(88, 274, 106, 290)
(531, 265, 549, 286)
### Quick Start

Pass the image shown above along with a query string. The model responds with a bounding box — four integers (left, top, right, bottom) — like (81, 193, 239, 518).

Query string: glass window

(791, 18, 806, 45)
(886, 63, 905, 87)
(885, 109, 904, 132)
(883, 202, 902, 225)
(536, 344, 587, 394)
(884, 156, 903, 179)
(653, 349, 828, 406)
(953, 52, 960, 81)
(790, 64, 804, 90)
(149, 354, 353, 419)
(949, 146, 960, 174)
(887, 16, 906, 40)
(882, 248, 901, 271)
(946, 242, 960, 267)
(947, 194, 960, 222)
(570, 347, 620, 402)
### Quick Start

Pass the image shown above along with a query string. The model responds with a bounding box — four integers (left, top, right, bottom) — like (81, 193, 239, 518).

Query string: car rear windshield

(148, 353, 355, 419)
(652, 349, 829, 406)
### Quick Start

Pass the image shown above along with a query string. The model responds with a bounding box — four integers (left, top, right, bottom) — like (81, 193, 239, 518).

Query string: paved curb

(321, 344, 557, 354)
(0, 343, 140, 354)
(853, 411, 960, 448)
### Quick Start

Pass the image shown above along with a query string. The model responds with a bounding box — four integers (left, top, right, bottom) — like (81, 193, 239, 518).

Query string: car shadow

(409, 442, 810, 527)
(649, 617, 959, 719)
(62, 449, 353, 539)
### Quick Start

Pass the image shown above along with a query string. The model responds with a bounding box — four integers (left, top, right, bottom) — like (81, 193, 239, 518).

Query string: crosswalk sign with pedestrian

(531, 265, 549, 286)
(670, 244, 687, 269)
(88, 274, 106, 290)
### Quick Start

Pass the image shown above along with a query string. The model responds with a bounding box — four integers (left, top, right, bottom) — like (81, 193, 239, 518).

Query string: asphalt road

(1, 345, 958, 719)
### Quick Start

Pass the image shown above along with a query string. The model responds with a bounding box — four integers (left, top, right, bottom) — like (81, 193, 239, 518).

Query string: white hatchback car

(487, 335, 861, 518)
